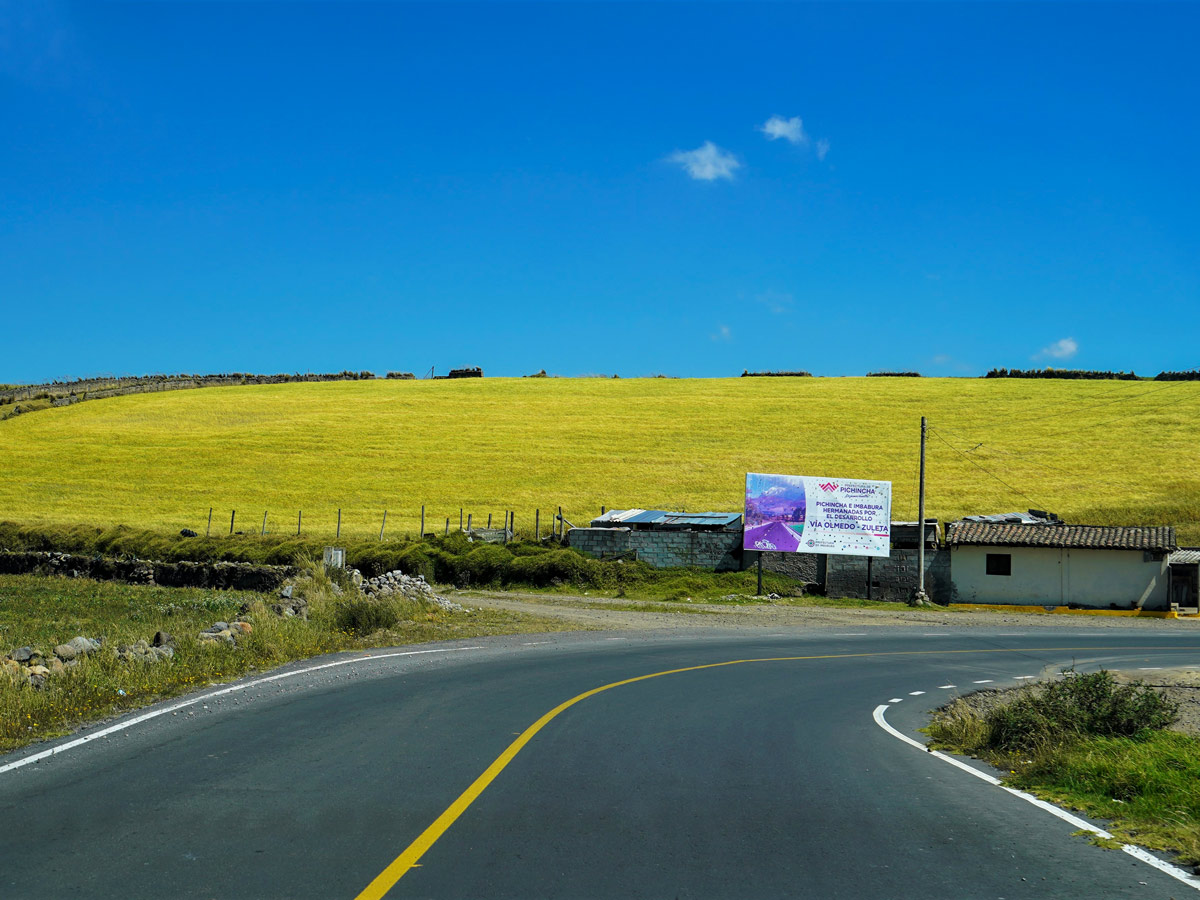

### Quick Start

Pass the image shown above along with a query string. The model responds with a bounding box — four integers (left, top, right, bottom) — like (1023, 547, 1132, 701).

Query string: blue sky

(2, 1, 1198, 382)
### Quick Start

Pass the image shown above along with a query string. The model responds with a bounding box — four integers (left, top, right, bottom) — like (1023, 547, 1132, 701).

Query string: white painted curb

(873, 704, 1200, 892)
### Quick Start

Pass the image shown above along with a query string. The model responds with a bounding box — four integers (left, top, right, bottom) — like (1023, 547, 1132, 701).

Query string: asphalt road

(4, 626, 1200, 899)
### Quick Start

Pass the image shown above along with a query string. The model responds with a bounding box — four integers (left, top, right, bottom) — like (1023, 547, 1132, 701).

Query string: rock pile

(269, 584, 309, 619)
(361, 570, 464, 611)
(4, 636, 103, 689)
(116, 631, 175, 663)
(197, 621, 252, 646)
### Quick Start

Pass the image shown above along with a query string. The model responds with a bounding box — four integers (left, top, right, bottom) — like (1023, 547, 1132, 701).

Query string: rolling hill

(2, 377, 1198, 543)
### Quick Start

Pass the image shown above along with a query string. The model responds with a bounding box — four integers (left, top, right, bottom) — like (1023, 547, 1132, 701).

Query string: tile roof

(947, 522, 1177, 552)
(1170, 549, 1200, 565)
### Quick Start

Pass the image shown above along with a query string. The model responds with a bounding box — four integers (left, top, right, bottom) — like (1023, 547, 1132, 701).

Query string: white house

(947, 522, 1177, 610)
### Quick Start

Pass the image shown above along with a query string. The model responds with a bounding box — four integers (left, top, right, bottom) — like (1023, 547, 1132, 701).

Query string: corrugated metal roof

(948, 522, 1176, 552)
(590, 509, 742, 528)
(658, 512, 743, 527)
(960, 511, 1059, 525)
(1171, 549, 1200, 565)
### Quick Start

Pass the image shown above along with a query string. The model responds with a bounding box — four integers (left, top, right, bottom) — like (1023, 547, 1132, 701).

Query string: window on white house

(986, 553, 1011, 576)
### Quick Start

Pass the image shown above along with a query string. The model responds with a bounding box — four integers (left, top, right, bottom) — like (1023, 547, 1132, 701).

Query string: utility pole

(912, 416, 930, 606)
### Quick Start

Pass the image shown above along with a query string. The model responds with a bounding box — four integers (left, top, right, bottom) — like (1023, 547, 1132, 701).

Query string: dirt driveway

(457, 589, 1200, 633)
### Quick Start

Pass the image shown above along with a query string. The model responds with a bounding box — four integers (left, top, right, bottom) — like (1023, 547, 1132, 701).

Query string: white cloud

(815, 138, 830, 161)
(1037, 337, 1079, 360)
(760, 115, 808, 145)
(668, 142, 741, 181)
(711, 324, 733, 342)
(757, 290, 794, 315)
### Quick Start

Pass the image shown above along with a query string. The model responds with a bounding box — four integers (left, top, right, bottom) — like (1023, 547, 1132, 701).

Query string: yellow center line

(353, 645, 1181, 899)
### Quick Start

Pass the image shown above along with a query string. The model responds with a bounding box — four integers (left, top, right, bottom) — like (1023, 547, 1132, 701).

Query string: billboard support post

(912, 416, 930, 606)
(757, 552, 763, 596)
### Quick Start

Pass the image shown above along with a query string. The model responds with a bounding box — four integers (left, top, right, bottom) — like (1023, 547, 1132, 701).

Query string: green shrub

(985, 671, 1178, 754)
(334, 597, 400, 636)
(461, 545, 514, 586)
(506, 549, 601, 587)
(395, 545, 436, 582)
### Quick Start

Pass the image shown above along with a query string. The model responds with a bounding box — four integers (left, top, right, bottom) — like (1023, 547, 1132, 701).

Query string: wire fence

(196, 504, 582, 544)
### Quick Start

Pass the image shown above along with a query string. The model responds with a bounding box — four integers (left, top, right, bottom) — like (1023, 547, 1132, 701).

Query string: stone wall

(567, 527, 749, 572)
(825, 549, 952, 603)
(0, 551, 295, 592)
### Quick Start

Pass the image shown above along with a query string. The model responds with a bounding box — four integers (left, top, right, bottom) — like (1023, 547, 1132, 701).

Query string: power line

(930, 428, 1130, 495)
(928, 427, 1042, 507)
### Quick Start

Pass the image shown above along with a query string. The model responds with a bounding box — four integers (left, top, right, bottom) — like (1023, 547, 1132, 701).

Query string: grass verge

(926, 671, 1200, 865)
(0, 571, 582, 755)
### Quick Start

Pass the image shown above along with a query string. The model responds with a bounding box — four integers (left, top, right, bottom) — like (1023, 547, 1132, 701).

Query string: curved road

(3, 626, 1200, 898)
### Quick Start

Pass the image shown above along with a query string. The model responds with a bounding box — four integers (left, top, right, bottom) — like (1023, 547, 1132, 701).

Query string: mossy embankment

(926, 671, 1200, 866)
(0, 521, 800, 601)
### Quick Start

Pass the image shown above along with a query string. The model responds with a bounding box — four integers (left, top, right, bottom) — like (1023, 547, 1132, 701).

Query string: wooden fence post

(337, 508, 341, 540)
(466, 513, 472, 533)
(379, 510, 387, 541)
(558, 506, 563, 540)
(230, 509, 236, 535)
(487, 513, 492, 529)
(421, 505, 425, 537)
(459, 508, 463, 530)
(535, 509, 540, 539)
(297, 510, 302, 536)
(207, 507, 213, 537)
(261, 510, 267, 536)
(444, 517, 450, 536)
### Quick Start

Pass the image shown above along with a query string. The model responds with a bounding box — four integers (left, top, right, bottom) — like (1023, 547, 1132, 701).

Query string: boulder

(10, 646, 35, 663)
(152, 631, 175, 648)
(66, 636, 101, 655)
(180, 529, 198, 538)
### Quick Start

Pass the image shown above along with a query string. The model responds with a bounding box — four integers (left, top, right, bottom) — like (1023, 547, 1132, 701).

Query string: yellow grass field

(2, 377, 1199, 542)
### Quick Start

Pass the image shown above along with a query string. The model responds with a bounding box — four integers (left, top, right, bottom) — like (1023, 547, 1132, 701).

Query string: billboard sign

(743, 472, 892, 557)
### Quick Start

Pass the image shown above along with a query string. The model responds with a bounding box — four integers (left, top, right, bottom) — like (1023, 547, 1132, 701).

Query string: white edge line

(0, 646, 483, 776)
(872, 704, 1200, 892)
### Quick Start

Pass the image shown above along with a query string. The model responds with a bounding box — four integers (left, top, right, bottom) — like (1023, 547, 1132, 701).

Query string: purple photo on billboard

(743, 472, 806, 553)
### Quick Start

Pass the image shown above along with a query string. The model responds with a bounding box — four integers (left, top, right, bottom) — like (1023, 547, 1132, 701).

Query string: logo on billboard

(819, 482, 839, 492)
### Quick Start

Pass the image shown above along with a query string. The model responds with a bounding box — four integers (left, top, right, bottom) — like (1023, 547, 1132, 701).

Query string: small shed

(570, 509, 746, 570)
(946, 522, 1177, 610)
(890, 519, 940, 550)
